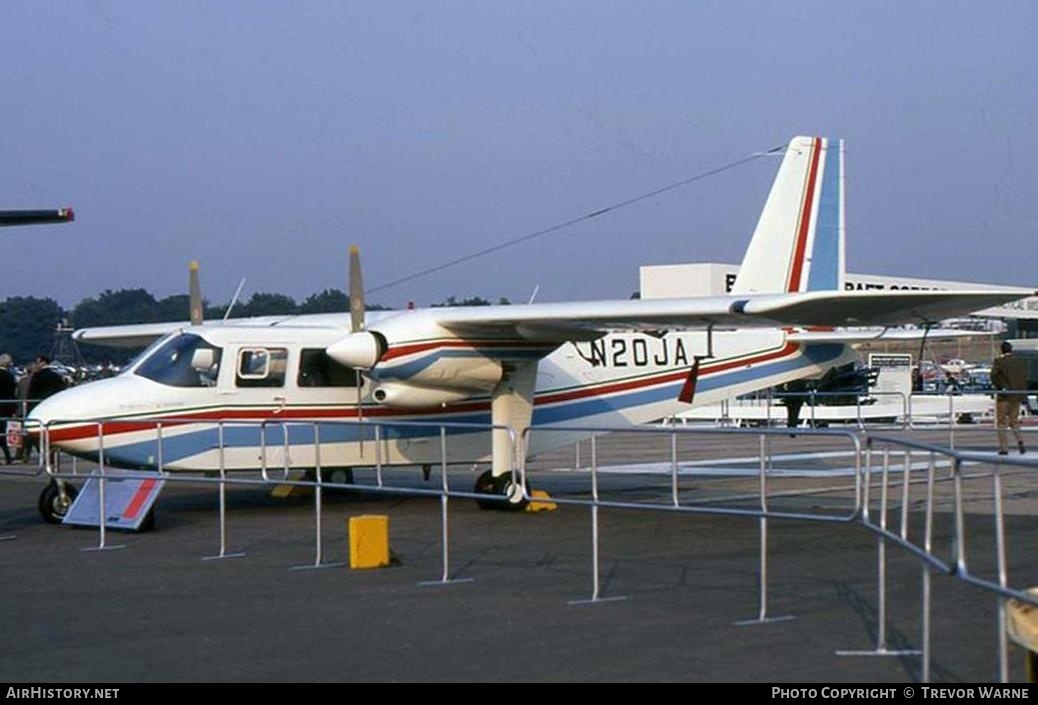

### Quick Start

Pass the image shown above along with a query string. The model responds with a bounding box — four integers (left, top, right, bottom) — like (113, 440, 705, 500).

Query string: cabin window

(135, 333, 223, 388)
(236, 347, 287, 388)
(297, 349, 360, 388)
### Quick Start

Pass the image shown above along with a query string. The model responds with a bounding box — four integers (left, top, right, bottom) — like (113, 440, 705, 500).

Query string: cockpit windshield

(134, 333, 222, 387)
(117, 335, 169, 376)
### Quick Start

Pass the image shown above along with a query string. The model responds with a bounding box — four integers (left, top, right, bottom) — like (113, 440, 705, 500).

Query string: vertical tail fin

(731, 136, 845, 294)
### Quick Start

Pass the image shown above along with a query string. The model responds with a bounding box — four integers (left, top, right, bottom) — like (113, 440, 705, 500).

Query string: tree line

(0, 289, 508, 365)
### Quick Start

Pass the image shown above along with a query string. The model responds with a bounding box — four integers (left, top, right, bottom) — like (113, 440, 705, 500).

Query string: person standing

(0, 354, 16, 464)
(24, 356, 68, 463)
(991, 341, 1028, 455)
(778, 378, 808, 436)
(26, 355, 67, 411)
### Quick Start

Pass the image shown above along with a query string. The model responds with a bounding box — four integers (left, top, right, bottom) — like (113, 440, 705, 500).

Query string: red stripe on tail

(786, 137, 822, 292)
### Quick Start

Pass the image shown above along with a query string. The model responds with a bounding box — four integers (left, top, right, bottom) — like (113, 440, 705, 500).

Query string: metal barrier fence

(521, 424, 864, 618)
(671, 388, 1038, 452)
(31, 416, 520, 581)
(859, 435, 1038, 681)
(669, 389, 910, 431)
(768, 389, 911, 431)
(2, 414, 1037, 681)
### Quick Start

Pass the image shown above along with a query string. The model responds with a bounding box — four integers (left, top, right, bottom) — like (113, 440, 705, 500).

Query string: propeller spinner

(328, 245, 386, 370)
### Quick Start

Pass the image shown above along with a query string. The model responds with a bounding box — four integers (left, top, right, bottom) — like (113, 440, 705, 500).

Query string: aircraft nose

(28, 387, 73, 428)
(28, 376, 149, 428)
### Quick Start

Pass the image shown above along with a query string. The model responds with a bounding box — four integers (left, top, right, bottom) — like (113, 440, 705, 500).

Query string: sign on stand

(63, 469, 165, 531)
(868, 353, 913, 400)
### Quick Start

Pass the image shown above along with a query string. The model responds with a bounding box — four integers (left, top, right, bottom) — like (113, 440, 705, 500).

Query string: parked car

(940, 358, 969, 376)
(962, 367, 993, 393)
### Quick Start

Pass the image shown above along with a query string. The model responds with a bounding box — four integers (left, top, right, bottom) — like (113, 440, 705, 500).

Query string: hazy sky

(2, 2, 1035, 309)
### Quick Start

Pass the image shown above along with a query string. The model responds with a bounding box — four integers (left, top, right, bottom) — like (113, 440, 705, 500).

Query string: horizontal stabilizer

(787, 327, 995, 345)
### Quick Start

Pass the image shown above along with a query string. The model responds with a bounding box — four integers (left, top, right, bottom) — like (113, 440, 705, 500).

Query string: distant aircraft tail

(731, 136, 844, 294)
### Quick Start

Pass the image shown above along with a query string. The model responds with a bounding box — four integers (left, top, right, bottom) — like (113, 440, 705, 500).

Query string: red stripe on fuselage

(534, 342, 797, 405)
(786, 137, 822, 293)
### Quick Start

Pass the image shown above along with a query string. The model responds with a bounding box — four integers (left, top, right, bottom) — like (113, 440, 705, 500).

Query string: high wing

(74, 321, 196, 348)
(73, 314, 346, 348)
(325, 289, 1030, 369)
(426, 289, 1027, 338)
(75, 290, 1029, 352)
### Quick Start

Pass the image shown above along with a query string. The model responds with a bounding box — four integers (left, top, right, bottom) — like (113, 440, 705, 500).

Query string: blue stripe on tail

(806, 141, 842, 291)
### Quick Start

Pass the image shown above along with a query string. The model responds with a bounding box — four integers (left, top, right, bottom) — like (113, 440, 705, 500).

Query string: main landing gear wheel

(38, 481, 78, 524)
(320, 467, 355, 485)
(473, 470, 529, 512)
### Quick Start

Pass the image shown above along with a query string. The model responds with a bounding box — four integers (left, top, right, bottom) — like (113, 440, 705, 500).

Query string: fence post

(419, 425, 472, 587)
(670, 431, 679, 508)
(374, 423, 384, 488)
(203, 422, 245, 561)
(921, 452, 937, 683)
(993, 465, 1009, 683)
(569, 433, 625, 605)
(736, 432, 794, 626)
(82, 420, 124, 553)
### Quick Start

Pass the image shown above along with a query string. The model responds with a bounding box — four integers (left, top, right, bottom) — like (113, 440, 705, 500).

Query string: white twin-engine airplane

(28, 136, 1028, 517)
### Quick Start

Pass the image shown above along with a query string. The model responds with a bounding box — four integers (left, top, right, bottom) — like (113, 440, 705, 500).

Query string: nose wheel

(38, 481, 78, 524)
(473, 470, 529, 511)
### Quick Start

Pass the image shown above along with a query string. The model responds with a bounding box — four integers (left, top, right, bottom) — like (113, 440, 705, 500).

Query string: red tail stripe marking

(786, 137, 822, 292)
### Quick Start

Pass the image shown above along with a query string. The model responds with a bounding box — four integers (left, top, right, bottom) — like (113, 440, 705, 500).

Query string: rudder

(731, 136, 844, 294)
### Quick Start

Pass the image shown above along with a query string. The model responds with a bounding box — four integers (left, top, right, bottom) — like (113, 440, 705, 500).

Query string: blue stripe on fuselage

(531, 343, 845, 424)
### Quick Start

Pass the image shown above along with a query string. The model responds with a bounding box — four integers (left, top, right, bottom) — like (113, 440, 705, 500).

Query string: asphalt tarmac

(1, 428, 1036, 682)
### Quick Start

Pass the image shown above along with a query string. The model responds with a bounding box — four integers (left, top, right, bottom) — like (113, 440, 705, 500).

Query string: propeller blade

(347, 245, 369, 453)
(349, 245, 365, 333)
(189, 260, 204, 326)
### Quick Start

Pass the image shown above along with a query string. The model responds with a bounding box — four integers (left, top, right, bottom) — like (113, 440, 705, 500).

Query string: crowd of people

(0, 354, 71, 464)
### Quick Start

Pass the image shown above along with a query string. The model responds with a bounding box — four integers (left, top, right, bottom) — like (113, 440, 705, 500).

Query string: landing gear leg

(481, 361, 538, 512)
